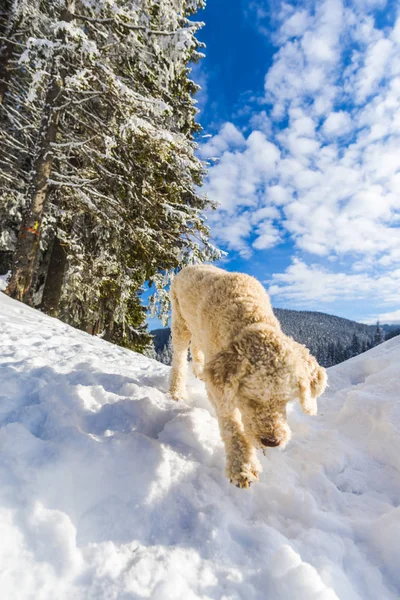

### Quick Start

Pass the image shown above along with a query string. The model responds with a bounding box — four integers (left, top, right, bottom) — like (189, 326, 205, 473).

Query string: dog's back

(171, 264, 280, 356)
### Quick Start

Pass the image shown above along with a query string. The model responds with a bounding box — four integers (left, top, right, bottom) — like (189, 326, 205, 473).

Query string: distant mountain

(383, 324, 400, 340)
(273, 308, 375, 363)
(151, 327, 171, 353)
(150, 308, 389, 367)
(382, 323, 400, 333)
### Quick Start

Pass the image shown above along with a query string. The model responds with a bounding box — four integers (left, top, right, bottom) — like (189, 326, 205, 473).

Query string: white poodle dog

(169, 264, 327, 488)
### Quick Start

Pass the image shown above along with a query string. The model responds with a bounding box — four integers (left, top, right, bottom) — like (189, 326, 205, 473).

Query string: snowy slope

(0, 273, 8, 291)
(0, 291, 399, 600)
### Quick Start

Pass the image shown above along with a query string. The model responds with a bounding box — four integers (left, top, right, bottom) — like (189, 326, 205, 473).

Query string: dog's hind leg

(191, 337, 205, 380)
(169, 290, 191, 401)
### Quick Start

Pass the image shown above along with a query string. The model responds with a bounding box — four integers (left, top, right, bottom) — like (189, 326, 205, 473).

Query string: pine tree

(143, 338, 157, 360)
(157, 335, 173, 365)
(0, 0, 42, 273)
(350, 333, 360, 357)
(6, 2, 76, 303)
(333, 340, 345, 364)
(374, 321, 384, 346)
(1, 0, 220, 350)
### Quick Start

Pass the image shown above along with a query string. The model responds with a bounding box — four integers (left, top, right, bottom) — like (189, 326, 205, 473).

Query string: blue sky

(189, 0, 400, 326)
(147, 0, 400, 329)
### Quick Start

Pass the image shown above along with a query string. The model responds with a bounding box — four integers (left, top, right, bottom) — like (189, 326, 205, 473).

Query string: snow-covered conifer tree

(0, 0, 43, 272)
(1, 0, 219, 349)
(374, 321, 384, 346)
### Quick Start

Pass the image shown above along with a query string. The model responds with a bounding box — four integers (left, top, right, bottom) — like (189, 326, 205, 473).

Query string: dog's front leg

(217, 408, 261, 489)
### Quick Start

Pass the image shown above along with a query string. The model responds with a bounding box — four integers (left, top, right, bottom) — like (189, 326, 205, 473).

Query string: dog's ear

(204, 343, 243, 391)
(297, 352, 327, 416)
(204, 342, 249, 414)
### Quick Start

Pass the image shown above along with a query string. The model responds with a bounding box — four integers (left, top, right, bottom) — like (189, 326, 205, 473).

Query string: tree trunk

(6, 72, 62, 303)
(40, 237, 67, 315)
(6, 4, 75, 304)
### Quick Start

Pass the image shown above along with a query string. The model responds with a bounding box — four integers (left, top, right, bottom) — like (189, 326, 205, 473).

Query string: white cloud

(264, 0, 344, 118)
(202, 131, 281, 253)
(267, 185, 291, 205)
(199, 0, 400, 306)
(199, 122, 245, 160)
(355, 37, 394, 104)
(249, 110, 272, 134)
(322, 111, 352, 136)
(252, 207, 282, 250)
(267, 258, 400, 306)
(289, 109, 316, 136)
(280, 10, 310, 39)
(268, 259, 373, 302)
(209, 211, 254, 258)
(363, 309, 400, 325)
(252, 231, 281, 250)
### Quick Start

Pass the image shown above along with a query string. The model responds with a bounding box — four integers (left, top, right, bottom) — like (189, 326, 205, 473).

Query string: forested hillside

(151, 309, 394, 367)
(274, 309, 382, 366)
(0, 0, 218, 350)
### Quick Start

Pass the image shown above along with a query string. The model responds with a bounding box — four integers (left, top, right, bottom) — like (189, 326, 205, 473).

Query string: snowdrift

(0, 291, 399, 599)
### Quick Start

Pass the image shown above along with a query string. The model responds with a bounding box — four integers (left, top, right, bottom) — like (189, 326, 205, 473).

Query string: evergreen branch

(0, 35, 24, 46)
(48, 179, 96, 188)
(74, 14, 198, 37)
(50, 135, 98, 149)
(0, 171, 20, 183)
(57, 94, 101, 111)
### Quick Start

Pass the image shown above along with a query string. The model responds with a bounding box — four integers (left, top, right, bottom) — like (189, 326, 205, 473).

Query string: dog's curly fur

(169, 265, 327, 488)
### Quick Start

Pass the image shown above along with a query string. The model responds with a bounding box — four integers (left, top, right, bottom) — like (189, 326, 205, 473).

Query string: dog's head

(204, 324, 327, 449)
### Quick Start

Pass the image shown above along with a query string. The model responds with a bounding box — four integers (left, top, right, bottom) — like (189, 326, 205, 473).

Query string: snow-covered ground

(0, 290, 399, 600)
(0, 272, 9, 291)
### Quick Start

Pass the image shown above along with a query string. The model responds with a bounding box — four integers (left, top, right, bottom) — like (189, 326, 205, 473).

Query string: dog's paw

(168, 388, 186, 402)
(229, 467, 259, 489)
(192, 362, 204, 381)
(301, 398, 318, 416)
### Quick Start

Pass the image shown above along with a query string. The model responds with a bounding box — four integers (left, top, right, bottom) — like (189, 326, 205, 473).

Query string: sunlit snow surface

(0, 290, 399, 599)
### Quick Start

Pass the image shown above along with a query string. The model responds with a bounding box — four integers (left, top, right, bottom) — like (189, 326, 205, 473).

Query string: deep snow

(0, 289, 399, 599)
